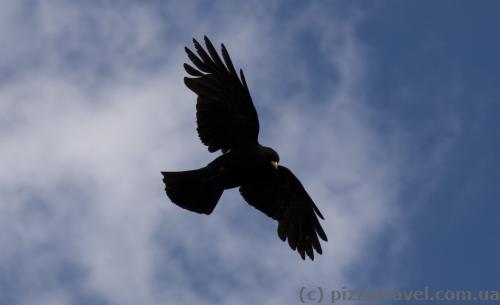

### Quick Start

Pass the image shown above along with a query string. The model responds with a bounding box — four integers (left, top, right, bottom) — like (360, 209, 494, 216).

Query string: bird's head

(262, 146, 280, 170)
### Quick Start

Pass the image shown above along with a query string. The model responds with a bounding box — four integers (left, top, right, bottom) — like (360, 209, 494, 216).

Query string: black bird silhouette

(161, 36, 327, 260)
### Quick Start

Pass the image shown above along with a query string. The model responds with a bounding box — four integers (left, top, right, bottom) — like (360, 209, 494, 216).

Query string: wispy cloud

(0, 1, 406, 304)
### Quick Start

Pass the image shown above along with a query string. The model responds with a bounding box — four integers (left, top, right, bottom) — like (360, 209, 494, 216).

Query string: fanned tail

(161, 168, 223, 215)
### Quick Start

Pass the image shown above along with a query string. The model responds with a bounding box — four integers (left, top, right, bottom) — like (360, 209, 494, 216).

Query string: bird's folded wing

(184, 36, 260, 153)
(239, 166, 328, 260)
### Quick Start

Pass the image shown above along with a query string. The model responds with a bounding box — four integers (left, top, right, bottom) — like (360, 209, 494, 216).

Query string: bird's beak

(271, 161, 278, 170)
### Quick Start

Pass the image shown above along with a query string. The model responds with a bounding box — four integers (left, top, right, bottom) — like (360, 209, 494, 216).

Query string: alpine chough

(162, 36, 327, 260)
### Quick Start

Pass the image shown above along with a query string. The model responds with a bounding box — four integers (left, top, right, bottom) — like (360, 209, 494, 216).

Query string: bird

(161, 36, 327, 260)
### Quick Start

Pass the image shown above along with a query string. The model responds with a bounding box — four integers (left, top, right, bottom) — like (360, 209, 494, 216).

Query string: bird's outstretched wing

(184, 36, 259, 153)
(239, 166, 328, 260)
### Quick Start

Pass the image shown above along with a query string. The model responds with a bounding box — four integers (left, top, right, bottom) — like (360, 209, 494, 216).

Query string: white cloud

(0, 1, 405, 304)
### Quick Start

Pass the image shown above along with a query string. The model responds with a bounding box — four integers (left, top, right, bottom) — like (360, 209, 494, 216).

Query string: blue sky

(362, 0, 500, 292)
(1, 1, 499, 304)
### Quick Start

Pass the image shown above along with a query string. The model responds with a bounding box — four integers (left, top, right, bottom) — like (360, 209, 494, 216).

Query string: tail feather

(161, 168, 223, 215)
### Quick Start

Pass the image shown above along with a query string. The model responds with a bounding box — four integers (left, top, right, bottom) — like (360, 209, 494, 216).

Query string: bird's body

(162, 36, 327, 260)
(206, 144, 279, 189)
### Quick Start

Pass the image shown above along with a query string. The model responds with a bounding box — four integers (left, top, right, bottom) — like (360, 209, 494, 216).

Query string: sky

(1, 1, 499, 305)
